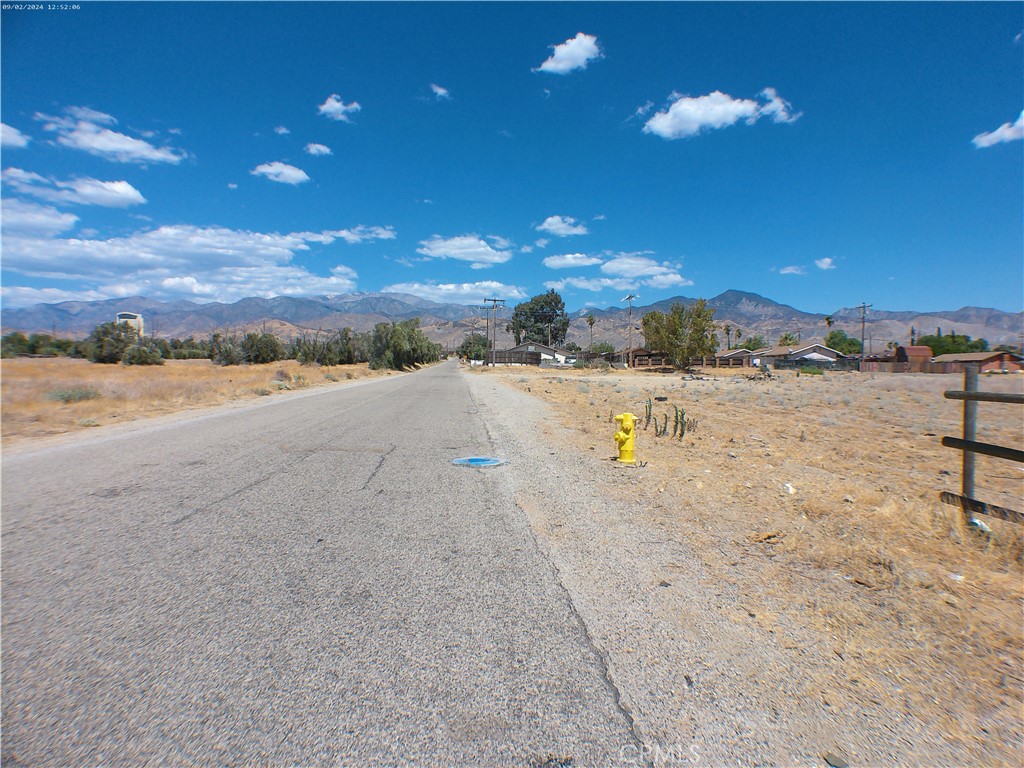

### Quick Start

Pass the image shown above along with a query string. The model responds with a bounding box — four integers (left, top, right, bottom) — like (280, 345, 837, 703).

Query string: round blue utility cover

(451, 456, 505, 467)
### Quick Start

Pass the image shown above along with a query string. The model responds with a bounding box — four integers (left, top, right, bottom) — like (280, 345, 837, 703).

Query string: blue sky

(2, 2, 1021, 314)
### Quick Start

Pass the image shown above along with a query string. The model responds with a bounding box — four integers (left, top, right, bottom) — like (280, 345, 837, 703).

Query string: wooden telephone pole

(857, 302, 872, 370)
(482, 298, 505, 366)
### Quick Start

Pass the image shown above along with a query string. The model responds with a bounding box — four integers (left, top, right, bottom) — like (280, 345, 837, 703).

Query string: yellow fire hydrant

(614, 412, 637, 464)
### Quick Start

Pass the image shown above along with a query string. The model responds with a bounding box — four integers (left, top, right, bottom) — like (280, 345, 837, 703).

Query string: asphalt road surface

(2, 361, 645, 767)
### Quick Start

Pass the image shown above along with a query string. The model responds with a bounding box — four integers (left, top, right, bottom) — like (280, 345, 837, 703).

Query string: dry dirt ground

(0, 358, 393, 448)
(472, 365, 1023, 767)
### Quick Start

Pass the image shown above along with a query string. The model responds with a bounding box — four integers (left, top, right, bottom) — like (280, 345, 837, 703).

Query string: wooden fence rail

(940, 365, 1024, 525)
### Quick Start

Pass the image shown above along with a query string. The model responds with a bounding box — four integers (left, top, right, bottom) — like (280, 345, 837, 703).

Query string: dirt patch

(473, 365, 1024, 765)
(1, 357, 389, 446)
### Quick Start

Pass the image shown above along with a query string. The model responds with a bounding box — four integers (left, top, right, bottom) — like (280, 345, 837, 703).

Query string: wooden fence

(940, 365, 1024, 525)
(488, 350, 542, 366)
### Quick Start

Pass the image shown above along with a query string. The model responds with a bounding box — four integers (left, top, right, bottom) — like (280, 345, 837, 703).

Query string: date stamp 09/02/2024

(2, 4, 81, 10)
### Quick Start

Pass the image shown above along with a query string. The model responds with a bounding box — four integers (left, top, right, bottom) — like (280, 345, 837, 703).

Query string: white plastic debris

(783, 483, 796, 495)
(968, 517, 992, 534)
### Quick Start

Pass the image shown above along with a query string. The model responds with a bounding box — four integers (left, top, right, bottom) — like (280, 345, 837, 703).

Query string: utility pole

(483, 298, 505, 366)
(623, 294, 637, 368)
(857, 302, 872, 371)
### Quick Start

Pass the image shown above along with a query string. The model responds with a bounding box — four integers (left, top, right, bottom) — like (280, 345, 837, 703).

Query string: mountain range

(2, 290, 1021, 353)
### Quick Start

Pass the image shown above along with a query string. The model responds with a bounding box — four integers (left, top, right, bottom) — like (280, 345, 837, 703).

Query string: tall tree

(640, 299, 718, 368)
(778, 331, 799, 346)
(456, 332, 489, 360)
(506, 290, 570, 347)
(825, 329, 864, 356)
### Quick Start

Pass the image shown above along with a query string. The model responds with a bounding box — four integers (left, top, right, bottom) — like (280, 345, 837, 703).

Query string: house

(719, 348, 755, 360)
(753, 344, 844, 367)
(115, 311, 144, 336)
(931, 351, 1023, 374)
(498, 342, 575, 366)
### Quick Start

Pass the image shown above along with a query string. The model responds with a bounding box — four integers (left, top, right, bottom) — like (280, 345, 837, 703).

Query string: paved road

(2, 361, 644, 767)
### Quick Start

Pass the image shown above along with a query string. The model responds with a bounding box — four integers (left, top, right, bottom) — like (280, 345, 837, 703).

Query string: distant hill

(3, 291, 1021, 351)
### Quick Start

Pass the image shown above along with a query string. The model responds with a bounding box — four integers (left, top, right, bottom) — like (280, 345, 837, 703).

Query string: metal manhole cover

(451, 456, 505, 467)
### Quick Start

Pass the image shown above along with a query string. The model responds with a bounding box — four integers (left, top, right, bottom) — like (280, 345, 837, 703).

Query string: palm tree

(779, 331, 799, 346)
(722, 323, 732, 350)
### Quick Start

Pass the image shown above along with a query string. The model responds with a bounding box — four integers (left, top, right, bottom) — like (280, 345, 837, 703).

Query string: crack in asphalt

(359, 444, 397, 492)
(516, 501, 654, 768)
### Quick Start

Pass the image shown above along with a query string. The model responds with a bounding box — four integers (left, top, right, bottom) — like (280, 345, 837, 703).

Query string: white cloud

(1, 122, 30, 148)
(381, 280, 526, 304)
(780, 265, 806, 275)
(430, 83, 452, 101)
(815, 257, 836, 270)
(545, 276, 637, 292)
(293, 225, 395, 244)
(318, 93, 362, 122)
(543, 253, 604, 269)
(0, 221, 399, 306)
(536, 215, 589, 236)
(644, 272, 693, 289)
(274, 125, 290, 135)
(535, 32, 602, 75)
(1, 198, 79, 236)
(600, 254, 672, 278)
(1, 285, 107, 306)
(416, 234, 514, 269)
(65, 106, 116, 124)
(250, 161, 310, 185)
(35, 108, 185, 164)
(304, 142, 333, 155)
(756, 88, 801, 124)
(643, 88, 799, 140)
(972, 110, 1024, 148)
(632, 101, 654, 120)
(227, 183, 238, 189)
(2, 168, 146, 207)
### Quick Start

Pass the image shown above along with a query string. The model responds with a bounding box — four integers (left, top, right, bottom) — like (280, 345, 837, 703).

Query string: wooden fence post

(962, 365, 978, 499)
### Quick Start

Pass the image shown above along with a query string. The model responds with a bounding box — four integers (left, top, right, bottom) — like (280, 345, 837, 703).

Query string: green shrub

(47, 386, 101, 403)
(798, 366, 824, 376)
(122, 345, 165, 366)
(212, 336, 244, 366)
(84, 322, 138, 364)
(242, 332, 286, 364)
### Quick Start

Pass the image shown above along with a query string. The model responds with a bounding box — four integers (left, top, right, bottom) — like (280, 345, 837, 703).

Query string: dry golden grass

(1, 357, 388, 446)
(477, 364, 1024, 761)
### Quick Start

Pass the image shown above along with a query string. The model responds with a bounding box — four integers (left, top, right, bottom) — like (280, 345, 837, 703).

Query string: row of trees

(1, 319, 443, 371)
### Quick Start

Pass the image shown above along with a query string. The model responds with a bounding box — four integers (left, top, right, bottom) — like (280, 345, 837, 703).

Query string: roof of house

(505, 342, 571, 356)
(719, 348, 755, 357)
(933, 351, 1023, 363)
(757, 343, 844, 358)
